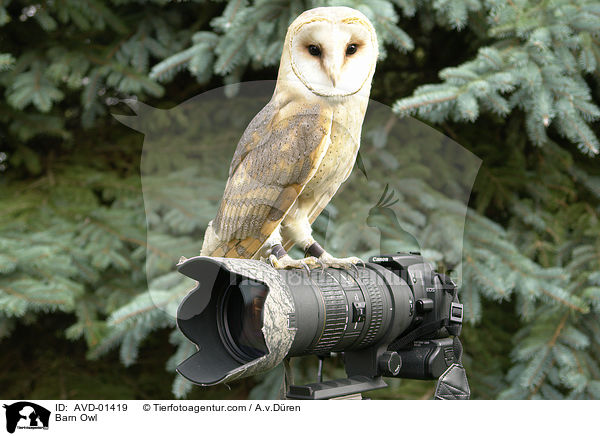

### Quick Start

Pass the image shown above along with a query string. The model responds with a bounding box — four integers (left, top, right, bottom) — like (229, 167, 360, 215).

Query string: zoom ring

(310, 284, 348, 353)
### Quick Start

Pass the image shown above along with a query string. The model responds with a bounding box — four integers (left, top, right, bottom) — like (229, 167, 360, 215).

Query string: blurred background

(0, 0, 599, 400)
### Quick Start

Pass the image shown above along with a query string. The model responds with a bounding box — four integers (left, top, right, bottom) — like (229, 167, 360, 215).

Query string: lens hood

(176, 256, 297, 386)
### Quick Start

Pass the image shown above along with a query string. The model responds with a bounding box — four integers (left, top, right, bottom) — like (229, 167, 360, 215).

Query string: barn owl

(200, 6, 379, 269)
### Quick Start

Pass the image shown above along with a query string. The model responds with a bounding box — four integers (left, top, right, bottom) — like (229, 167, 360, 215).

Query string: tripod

(283, 354, 388, 400)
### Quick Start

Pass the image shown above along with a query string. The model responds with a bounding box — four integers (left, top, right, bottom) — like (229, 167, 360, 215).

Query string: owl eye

(346, 44, 358, 55)
(307, 45, 321, 56)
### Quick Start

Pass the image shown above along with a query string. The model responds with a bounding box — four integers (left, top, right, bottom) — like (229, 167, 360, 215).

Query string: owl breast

(300, 104, 363, 201)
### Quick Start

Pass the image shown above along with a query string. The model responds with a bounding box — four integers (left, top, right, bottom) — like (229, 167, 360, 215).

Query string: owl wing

(208, 99, 333, 259)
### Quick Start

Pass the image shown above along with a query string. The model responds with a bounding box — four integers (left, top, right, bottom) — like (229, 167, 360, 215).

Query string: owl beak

(329, 72, 339, 88)
(324, 57, 343, 88)
(326, 67, 341, 88)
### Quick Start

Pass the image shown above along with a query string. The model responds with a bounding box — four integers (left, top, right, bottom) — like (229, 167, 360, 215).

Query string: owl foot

(318, 252, 365, 271)
(268, 254, 322, 272)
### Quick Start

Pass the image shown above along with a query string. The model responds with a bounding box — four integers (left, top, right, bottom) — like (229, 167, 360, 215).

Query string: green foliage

(150, 0, 414, 86)
(393, 0, 600, 155)
(0, 0, 599, 400)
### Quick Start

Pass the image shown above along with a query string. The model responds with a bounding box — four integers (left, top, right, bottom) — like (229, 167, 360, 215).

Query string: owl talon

(268, 254, 280, 268)
(301, 261, 311, 274)
(318, 252, 364, 270)
(268, 254, 321, 271)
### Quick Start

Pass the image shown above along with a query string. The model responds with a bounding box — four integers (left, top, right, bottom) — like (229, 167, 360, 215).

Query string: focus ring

(309, 275, 348, 353)
(358, 280, 384, 347)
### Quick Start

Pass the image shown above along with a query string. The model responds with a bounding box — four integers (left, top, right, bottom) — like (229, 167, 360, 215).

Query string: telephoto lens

(175, 253, 463, 391)
(281, 264, 413, 359)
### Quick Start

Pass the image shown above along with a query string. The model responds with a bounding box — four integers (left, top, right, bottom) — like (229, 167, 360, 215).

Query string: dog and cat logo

(3, 402, 50, 433)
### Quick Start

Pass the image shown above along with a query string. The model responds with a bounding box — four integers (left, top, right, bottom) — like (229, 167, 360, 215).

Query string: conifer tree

(0, 0, 598, 399)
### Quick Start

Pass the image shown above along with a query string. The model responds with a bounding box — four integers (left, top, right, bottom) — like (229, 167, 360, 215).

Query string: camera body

(175, 253, 463, 398)
(366, 254, 463, 380)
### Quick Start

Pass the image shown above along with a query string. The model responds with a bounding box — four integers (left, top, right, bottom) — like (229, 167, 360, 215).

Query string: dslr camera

(175, 253, 468, 399)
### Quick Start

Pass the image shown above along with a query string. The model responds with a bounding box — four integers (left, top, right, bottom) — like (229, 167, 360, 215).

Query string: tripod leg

(317, 356, 324, 382)
(278, 357, 294, 400)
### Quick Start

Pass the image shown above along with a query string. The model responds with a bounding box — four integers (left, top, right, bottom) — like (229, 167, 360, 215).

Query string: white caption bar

(0, 400, 597, 436)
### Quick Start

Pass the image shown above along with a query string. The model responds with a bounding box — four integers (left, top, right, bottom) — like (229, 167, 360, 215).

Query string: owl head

(279, 7, 379, 99)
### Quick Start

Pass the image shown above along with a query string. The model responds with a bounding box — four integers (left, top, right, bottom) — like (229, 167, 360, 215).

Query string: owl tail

(200, 220, 266, 259)
(200, 220, 219, 256)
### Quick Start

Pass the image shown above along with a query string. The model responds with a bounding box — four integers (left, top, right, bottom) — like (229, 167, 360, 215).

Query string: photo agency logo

(114, 81, 480, 319)
(3, 402, 50, 434)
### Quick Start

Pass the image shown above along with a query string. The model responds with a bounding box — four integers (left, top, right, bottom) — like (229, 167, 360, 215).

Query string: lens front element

(221, 279, 269, 362)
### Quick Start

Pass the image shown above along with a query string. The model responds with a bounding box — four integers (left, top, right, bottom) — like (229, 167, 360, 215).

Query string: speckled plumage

(201, 7, 378, 260)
